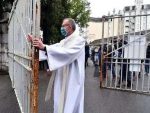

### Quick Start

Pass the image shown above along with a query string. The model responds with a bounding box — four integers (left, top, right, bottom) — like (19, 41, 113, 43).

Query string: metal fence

(97, 12, 150, 95)
(8, 0, 40, 113)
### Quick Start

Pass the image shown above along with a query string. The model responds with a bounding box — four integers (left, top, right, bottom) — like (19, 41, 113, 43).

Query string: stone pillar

(0, 12, 9, 72)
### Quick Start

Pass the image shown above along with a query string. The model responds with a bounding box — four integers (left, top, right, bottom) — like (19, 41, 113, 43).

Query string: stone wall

(0, 12, 9, 72)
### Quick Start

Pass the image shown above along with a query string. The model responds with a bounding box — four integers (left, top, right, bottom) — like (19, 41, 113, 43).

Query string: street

(0, 61, 150, 113)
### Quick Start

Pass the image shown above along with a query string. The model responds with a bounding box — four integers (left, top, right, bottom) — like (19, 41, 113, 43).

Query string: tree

(68, 0, 90, 28)
(41, 0, 90, 44)
(41, 0, 70, 44)
(1, 0, 90, 43)
(0, 1, 3, 19)
(0, 0, 14, 19)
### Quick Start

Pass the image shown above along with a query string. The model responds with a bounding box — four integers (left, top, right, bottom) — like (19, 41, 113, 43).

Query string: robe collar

(60, 29, 79, 47)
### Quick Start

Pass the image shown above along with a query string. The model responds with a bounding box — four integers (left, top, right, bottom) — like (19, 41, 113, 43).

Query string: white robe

(40, 30, 85, 113)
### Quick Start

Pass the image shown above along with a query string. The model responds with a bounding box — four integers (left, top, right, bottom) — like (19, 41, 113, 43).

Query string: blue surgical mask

(60, 27, 68, 37)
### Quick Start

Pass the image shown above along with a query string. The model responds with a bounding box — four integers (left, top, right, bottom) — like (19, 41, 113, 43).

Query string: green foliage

(41, 0, 69, 43)
(0, 1, 3, 19)
(1, 0, 90, 43)
(0, 0, 14, 19)
(41, 0, 90, 44)
(68, 0, 90, 28)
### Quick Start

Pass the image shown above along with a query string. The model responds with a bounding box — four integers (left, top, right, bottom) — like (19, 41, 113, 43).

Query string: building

(87, 16, 123, 43)
(87, 4, 150, 43)
(124, 4, 150, 33)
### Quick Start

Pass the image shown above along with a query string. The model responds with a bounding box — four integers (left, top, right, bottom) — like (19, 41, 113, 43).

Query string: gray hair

(64, 18, 76, 31)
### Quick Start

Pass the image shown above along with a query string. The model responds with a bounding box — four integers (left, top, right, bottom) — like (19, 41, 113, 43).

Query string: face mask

(60, 27, 68, 37)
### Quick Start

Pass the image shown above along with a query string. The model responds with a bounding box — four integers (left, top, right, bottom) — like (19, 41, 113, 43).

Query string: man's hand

(27, 34, 45, 50)
(33, 38, 45, 50)
(27, 34, 33, 42)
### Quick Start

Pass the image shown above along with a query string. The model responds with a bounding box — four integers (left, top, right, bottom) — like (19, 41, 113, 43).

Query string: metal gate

(8, 0, 40, 113)
(98, 9, 150, 95)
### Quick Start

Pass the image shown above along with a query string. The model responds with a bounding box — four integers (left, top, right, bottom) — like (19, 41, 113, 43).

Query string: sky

(88, 0, 150, 17)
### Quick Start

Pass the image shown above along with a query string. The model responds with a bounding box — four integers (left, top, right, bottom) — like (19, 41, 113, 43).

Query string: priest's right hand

(32, 38, 45, 50)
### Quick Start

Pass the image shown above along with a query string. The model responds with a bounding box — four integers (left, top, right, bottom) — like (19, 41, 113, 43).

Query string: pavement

(0, 71, 20, 113)
(84, 62, 150, 113)
(0, 61, 150, 113)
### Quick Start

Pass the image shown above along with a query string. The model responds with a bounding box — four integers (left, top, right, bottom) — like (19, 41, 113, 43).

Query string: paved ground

(1, 61, 150, 113)
(0, 71, 20, 113)
(84, 62, 150, 113)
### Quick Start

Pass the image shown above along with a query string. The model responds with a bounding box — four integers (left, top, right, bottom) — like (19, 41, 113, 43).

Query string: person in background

(117, 39, 131, 87)
(145, 43, 150, 76)
(85, 43, 90, 68)
(91, 47, 96, 65)
(102, 44, 116, 79)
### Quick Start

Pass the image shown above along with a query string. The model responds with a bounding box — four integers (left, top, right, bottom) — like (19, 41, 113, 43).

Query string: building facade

(124, 4, 150, 33)
(87, 4, 150, 43)
(87, 16, 123, 43)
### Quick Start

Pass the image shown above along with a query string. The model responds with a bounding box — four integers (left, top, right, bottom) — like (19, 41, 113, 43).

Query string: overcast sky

(88, 0, 150, 17)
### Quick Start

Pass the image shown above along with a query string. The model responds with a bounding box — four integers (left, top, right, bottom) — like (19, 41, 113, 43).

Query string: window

(132, 6, 135, 10)
(146, 5, 150, 9)
(125, 26, 129, 28)
(142, 5, 144, 10)
(125, 7, 130, 11)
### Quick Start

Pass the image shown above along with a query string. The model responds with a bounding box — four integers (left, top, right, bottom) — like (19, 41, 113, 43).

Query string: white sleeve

(46, 38, 85, 71)
(39, 43, 60, 61)
(39, 50, 47, 61)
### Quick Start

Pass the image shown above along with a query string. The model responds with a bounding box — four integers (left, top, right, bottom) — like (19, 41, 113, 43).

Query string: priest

(28, 18, 85, 113)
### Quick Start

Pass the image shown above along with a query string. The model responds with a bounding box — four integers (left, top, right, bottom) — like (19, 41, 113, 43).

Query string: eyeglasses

(62, 24, 70, 28)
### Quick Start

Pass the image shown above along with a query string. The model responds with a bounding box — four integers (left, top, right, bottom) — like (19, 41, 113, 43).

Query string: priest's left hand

(32, 38, 45, 50)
